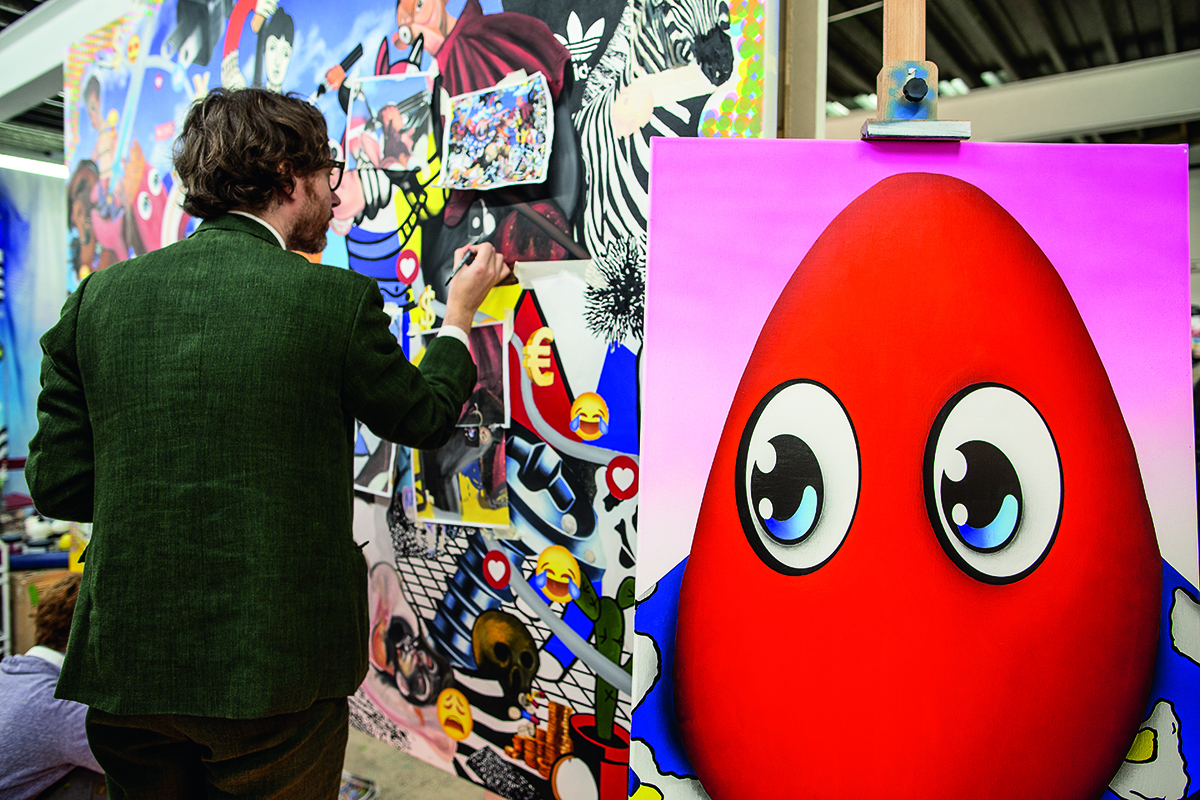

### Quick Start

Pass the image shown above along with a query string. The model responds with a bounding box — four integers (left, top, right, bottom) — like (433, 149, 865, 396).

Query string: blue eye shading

(939, 440, 1023, 553)
(751, 434, 824, 544)
(955, 494, 1020, 550)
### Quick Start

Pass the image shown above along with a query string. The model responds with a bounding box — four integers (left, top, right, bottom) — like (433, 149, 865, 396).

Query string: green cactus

(576, 574, 636, 744)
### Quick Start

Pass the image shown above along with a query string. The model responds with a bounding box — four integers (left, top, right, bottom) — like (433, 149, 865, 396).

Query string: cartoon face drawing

(263, 35, 292, 85)
(673, 173, 1163, 800)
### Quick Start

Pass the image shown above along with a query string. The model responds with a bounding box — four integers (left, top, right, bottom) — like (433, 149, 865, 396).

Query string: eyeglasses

(328, 160, 345, 191)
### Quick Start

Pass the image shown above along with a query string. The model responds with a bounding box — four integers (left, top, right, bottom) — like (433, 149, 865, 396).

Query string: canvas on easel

(633, 137, 1198, 800)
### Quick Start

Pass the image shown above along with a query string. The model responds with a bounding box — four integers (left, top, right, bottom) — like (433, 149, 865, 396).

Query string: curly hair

(173, 87, 331, 218)
(34, 573, 82, 653)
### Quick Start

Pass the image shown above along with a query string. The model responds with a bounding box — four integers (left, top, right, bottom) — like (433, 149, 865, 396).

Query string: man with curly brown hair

(0, 573, 105, 799)
(27, 87, 511, 799)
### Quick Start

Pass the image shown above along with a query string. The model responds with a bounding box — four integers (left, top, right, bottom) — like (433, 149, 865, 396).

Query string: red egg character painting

(671, 173, 1163, 800)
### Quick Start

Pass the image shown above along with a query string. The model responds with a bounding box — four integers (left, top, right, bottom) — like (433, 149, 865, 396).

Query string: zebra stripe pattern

(572, 0, 732, 265)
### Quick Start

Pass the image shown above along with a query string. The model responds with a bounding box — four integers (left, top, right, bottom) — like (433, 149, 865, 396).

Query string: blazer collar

(193, 213, 286, 249)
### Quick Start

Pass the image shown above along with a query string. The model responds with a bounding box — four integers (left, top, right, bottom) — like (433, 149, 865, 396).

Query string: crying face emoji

(534, 545, 582, 604)
(569, 392, 609, 441)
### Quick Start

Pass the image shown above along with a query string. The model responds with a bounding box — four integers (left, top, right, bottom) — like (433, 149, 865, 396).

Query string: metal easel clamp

(861, 0, 971, 140)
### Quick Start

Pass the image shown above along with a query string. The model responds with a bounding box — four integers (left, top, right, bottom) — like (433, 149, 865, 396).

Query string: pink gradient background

(640, 138, 1196, 591)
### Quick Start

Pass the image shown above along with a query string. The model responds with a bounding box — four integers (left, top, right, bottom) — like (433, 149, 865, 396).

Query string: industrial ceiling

(0, 0, 1198, 161)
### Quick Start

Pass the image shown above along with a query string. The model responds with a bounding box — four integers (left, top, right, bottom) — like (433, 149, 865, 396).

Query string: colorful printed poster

(440, 72, 554, 191)
(634, 138, 1197, 800)
(345, 74, 436, 173)
(407, 320, 511, 527)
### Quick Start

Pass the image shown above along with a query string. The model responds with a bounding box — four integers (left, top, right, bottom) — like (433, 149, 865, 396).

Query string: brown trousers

(84, 698, 348, 799)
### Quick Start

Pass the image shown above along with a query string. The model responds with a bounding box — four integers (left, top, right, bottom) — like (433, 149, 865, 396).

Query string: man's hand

(443, 243, 513, 333)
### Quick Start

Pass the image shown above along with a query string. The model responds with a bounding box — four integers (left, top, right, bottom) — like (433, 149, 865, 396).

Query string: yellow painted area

(67, 524, 88, 573)
(630, 785, 664, 800)
(1125, 727, 1157, 763)
(409, 345, 427, 367)
(479, 284, 521, 321)
(457, 473, 509, 526)
(412, 450, 433, 520)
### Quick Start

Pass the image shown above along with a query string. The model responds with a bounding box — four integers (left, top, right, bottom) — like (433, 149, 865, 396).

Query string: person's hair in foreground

(35, 573, 82, 652)
(173, 87, 331, 219)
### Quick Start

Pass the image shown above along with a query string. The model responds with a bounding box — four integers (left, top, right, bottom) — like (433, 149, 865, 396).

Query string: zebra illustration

(571, 0, 733, 341)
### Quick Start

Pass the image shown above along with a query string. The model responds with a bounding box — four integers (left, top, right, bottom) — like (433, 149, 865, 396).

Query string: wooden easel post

(863, 0, 970, 140)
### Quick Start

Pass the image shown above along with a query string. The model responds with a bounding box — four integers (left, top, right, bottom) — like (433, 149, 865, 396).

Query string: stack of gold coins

(523, 734, 539, 769)
(558, 706, 574, 755)
(505, 733, 524, 760)
(536, 727, 554, 778)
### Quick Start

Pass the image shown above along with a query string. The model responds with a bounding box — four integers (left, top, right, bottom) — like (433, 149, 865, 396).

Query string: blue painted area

(461, 458, 484, 490)
(764, 485, 818, 542)
(1099, 559, 1200, 799)
(0, 189, 28, 473)
(632, 557, 697, 778)
(354, 426, 369, 455)
(592, 344, 639, 455)
(540, 589, 597, 669)
(322, 228, 348, 269)
(957, 494, 1019, 551)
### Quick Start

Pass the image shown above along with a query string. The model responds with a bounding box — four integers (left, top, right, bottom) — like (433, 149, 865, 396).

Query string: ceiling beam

(1009, 0, 1069, 72)
(1158, 0, 1177, 54)
(1082, 0, 1120, 65)
(0, 0, 40, 13)
(825, 49, 1200, 142)
(930, 0, 1020, 80)
(0, 0, 134, 123)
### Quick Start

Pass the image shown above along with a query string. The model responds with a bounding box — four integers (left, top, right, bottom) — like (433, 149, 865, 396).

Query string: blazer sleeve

(27, 279, 95, 522)
(342, 279, 478, 449)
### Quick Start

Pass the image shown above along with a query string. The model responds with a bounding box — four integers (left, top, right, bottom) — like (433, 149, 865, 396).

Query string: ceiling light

(0, 154, 67, 180)
(853, 93, 878, 110)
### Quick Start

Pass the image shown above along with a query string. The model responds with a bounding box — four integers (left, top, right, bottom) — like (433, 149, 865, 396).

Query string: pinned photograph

(408, 319, 511, 527)
(346, 73, 436, 173)
(440, 72, 553, 192)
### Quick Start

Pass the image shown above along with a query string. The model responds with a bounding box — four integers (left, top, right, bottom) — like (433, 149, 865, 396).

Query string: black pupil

(939, 440, 1022, 550)
(751, 434, 823, 540)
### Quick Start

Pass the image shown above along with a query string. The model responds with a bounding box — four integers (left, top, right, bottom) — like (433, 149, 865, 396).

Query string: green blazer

(27, 214, 476, 718)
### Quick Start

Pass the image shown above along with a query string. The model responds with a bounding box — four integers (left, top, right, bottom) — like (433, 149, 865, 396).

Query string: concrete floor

(343, 726, 501, 800)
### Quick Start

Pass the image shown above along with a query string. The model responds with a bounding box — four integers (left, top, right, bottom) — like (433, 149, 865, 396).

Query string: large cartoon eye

(735, 380, 860, 575)
(397, 24, 413, 45)
(146, 167, 162, 197)
(924, 384, 1062, 584)
(137, 191, 152, 221)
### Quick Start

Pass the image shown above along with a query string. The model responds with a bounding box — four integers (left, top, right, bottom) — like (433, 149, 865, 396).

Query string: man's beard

(287, 180, 331, 254)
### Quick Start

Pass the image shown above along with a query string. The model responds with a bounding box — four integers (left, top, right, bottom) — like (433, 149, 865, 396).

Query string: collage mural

(62, 0, 775, 797)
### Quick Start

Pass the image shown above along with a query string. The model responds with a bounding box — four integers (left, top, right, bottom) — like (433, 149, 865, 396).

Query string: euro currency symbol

(523, 327, 555, 387)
